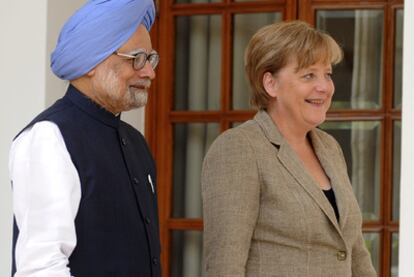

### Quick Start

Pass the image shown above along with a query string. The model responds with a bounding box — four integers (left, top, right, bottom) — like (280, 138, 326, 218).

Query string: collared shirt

(9, 121, 80, 277)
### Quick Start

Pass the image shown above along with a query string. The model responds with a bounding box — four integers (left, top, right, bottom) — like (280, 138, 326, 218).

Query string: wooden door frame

(146, 0, 403, 275)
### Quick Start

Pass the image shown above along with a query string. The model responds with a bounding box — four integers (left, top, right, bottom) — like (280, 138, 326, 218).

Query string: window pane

(231, 122, 243, 128)
(393, 121, 401, 220)
(320, 121, 381, 220)
(394, 9, 404, 109)
(174, 15, 222, 111)
(364, 233, 380, 273)
(317, 10, 384, 110)
(391, 233, 399, 277)
(232, 12, 282, 110)
(170, 230, 204, 277)
(173, 123, 220, 218)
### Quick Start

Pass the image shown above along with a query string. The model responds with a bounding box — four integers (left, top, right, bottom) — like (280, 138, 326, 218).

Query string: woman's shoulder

(205, 119, 262, 157)
(215, 119, 261, 144)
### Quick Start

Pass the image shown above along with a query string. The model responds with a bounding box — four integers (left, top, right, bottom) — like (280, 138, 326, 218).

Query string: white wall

(0, 2, 48, 275)
(0, 1, 144, 276)
(399, 0, 414, 276)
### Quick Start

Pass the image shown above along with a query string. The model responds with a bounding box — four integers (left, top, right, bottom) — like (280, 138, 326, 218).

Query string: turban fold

(51, 0, 155, 80)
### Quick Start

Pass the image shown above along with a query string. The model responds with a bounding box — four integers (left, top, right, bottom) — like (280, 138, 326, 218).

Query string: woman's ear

(262, 72, 278, 98)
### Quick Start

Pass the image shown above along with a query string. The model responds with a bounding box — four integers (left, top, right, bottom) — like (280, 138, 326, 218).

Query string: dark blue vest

(12, 85, 161, 277)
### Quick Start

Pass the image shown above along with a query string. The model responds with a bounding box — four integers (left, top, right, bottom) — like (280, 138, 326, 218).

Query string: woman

(201, 21, 376, 276)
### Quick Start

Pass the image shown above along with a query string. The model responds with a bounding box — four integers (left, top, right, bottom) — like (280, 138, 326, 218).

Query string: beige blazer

(201, 111, 376, 277)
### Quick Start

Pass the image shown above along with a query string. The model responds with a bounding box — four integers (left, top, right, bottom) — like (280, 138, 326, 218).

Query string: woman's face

(265, 59, 334, 132)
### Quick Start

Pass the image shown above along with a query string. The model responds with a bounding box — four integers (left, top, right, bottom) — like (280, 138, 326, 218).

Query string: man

(9, 0, 161, 276)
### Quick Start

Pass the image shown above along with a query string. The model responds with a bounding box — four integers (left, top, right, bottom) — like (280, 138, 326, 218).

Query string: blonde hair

(244, 20, 343, 110)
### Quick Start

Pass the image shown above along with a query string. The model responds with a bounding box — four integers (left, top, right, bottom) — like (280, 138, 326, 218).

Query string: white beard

(127, 86, 148, 109)
(93, 64, 150, 112)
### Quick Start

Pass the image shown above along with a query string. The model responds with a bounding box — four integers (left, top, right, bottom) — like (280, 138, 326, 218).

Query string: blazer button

(337, 250, 347, 261)
(145, 217, 151, 224)
(133, 177, 139, 185)
(152, 257, 158, 265)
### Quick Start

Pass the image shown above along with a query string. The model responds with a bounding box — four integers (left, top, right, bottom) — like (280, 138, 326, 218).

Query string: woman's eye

(303, 73, 314, 80)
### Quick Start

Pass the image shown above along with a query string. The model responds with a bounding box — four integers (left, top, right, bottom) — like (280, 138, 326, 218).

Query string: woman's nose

(316, 77, 333, 93)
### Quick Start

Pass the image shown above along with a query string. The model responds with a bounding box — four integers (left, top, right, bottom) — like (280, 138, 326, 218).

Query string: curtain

(350, 10, 383, 220)
(173, 11, 281, 277)
(173, 12, 220, 277)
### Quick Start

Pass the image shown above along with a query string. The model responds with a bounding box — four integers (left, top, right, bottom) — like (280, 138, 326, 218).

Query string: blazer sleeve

(351, 232, 377, 276)
(332, 139, 377, 276)
(201, 129, 260, 277)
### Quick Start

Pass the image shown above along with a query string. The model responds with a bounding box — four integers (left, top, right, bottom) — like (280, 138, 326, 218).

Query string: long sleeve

(9, 121, 81, 277)
(351, 232, 377, 276)
(201, 129, 260, 277)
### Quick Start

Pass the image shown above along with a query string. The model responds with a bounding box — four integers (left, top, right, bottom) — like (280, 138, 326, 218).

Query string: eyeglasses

(114, 49, 159, 71)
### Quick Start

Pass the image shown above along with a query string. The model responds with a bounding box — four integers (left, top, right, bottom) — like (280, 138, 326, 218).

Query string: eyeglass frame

(113, 49, 159, 71)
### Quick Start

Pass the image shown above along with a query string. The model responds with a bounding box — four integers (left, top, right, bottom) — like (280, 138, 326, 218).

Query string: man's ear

(262, 72, 278, 98)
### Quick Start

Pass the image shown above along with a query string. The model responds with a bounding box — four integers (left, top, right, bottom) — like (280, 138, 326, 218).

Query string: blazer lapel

(254, 111, 343, 234)
(309, 131, 349, 230)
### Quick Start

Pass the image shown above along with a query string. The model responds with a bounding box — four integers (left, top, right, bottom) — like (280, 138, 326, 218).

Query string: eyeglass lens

(133, 52, 159, 70)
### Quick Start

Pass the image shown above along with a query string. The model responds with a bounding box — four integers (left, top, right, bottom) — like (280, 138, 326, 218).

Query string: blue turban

(51, 0, 155, 80)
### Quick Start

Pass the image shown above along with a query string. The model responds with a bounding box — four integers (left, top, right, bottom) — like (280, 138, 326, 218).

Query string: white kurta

(9, 121, 81, 277)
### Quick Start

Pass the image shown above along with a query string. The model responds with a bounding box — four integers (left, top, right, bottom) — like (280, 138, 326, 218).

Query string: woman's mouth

(305, 99, 324, 105)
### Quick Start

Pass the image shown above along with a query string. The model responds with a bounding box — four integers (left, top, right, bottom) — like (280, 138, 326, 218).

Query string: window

(148, 1, 403, 276)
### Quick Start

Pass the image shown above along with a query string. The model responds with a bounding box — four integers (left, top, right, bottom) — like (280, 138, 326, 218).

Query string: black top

(323, 188, 340, 222)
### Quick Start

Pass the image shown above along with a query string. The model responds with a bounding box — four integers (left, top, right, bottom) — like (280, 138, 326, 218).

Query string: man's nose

(138, 61, 156, 80)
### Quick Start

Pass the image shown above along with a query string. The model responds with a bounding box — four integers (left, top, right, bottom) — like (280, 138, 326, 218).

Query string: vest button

(145, 217, 151, 224)
(121, 138, 127, 146)
(133, 177, 139, 185)
(152, 257, 158, 265)
(337, 250, 347, 261)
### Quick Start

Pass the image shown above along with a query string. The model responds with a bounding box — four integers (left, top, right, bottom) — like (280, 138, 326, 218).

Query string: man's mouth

(130, 79, 151, 90)
(131, 84, 148, 90)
